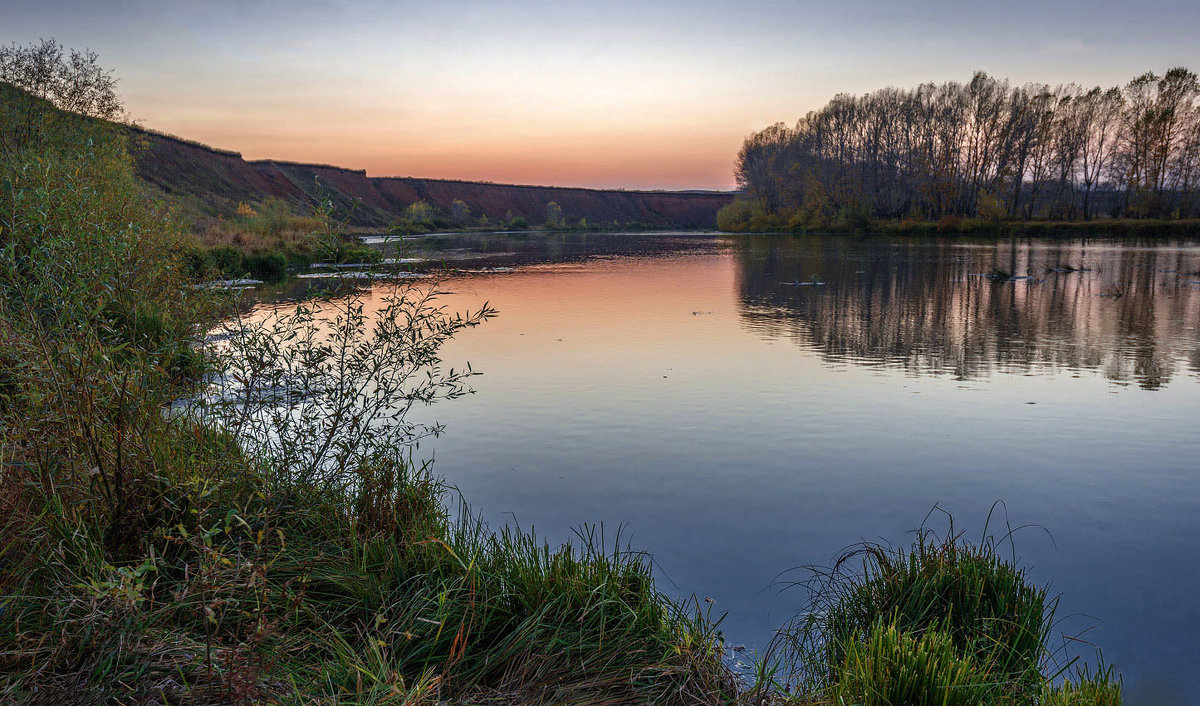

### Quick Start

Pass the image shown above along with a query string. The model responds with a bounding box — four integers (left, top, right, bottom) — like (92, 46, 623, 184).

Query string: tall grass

(817, 528, 1051, 688)
(753, 508, 1122, 705)
(1041, 664, 1123, 706)
(830, 622, 1000, 706)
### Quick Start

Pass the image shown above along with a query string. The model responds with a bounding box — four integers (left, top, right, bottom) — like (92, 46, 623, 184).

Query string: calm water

(348, 232, 1199, 704)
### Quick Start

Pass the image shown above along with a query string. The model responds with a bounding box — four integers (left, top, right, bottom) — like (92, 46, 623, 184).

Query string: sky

(5, 0, 1199, 190)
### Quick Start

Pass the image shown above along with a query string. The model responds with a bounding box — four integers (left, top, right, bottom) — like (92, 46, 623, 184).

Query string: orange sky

(163, 116, 747, 190)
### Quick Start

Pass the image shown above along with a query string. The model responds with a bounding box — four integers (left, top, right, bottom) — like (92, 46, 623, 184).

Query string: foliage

(977, 190, 1010, 223)
(0, 60, 207, 561)
(829, 622, 1000, 706)
(232, 196, 298, 235)
(400, 200, 438, 232)
(733, 69, 1200, 225)
(544, 201, 565, 229)
(1041, 663, 1124, 706)
(754, 509, 1121, 705)
(717, 199, 761, 231)
(196, 284, 493, 487)
(1, 40, 1129, 706)
(183, 195, 383, 282)
(388, 200, 456, 235)
(448, 198, 471, 224)
(243, 251, 288, 281)
(0, 38, 123, 151)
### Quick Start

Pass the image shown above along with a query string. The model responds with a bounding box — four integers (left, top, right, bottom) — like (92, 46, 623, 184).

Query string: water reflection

(735, 237, 1200, 389)
(387, 230, 728, 269)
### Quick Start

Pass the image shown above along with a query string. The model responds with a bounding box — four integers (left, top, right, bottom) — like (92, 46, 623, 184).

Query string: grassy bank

(2, 52, 1124, 704)
(177, 193, 686, 285)
(718, 199, 1200, 237)
(872, 216, 1200, 237)
(179, 198, 383, 283)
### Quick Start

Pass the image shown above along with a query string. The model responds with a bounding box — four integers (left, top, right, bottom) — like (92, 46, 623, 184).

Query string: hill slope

(132, 128, 733, 228)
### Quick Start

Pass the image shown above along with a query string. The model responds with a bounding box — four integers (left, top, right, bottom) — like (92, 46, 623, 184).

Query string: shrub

(232, 196, 298, 236)
(836, 202, 875, 231)
(936, 214, 963, 232)
(209, 244, 245, 276)
(543, 201, 565, 229)
(977, 191, 1009, 223)
(244, 251, 287, 282)
(197, 283, 494, 485)
(716, 198, 759, 232)
(180, 246, 213, 279)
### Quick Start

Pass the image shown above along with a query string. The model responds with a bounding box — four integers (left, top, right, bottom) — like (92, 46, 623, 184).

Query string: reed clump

(829, 622, 1000, 706)
(754, 512, 1123, 705)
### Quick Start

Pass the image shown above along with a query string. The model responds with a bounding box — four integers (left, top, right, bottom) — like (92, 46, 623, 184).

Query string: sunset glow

(8, 0, 1199, 189)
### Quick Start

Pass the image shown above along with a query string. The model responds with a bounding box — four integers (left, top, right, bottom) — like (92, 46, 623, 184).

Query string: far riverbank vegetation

(1, 39, 1124, 704)
(720, 69, 1200, 236)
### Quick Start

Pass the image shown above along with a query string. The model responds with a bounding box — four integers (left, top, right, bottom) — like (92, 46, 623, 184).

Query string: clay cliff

(132, 129, 733, 228)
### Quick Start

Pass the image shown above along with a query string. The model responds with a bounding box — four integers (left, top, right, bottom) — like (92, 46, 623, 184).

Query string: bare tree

(1078, 88, 1123, 219)
(0, 38, 123, 120)
(0, 39, 126, 157)
(730, 68, 1197, 225)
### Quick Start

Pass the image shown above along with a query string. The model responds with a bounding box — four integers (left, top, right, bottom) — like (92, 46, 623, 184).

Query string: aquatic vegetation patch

(754, 508, 1122, 704)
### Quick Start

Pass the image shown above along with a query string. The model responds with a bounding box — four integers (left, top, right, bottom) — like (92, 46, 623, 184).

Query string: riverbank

(180, 208, 720, 286)
(873, 217, 1200, 237)
(718, 208, 1200, 238)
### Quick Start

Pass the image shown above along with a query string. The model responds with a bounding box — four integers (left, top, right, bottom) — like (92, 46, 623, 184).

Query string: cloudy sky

(6, 0, 1198, 189)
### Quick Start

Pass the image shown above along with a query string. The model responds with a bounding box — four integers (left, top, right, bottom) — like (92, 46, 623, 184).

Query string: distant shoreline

(718, 217, 1200, 238)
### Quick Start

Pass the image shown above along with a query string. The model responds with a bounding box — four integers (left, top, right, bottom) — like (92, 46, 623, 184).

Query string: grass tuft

(830, 621, 1000, 706)
(754, 508, 1121, 705)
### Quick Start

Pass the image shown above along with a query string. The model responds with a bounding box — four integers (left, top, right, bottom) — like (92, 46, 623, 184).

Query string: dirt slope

(132, 129, 733, 228)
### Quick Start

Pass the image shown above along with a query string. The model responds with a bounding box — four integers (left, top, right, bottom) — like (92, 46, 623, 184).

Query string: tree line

(727, 69, 1200, 229)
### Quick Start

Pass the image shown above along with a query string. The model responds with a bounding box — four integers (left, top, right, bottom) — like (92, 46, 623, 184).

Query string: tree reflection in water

(736, 236, 1200, 390)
